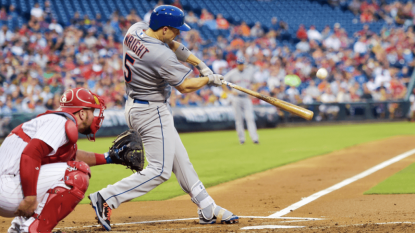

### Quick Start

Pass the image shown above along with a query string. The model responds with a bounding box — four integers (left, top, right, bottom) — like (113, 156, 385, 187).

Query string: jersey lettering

(124, 34, 149, 59)
(124, 54, 135, 83)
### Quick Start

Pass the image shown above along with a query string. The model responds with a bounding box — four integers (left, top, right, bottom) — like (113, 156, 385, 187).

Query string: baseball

(316, 68, 328, 79)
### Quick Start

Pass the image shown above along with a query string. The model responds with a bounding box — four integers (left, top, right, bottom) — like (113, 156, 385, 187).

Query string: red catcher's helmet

(59, 88, 106, 141)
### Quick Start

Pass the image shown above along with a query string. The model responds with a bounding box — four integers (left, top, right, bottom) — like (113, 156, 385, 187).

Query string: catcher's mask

(59, 88, 106, 141)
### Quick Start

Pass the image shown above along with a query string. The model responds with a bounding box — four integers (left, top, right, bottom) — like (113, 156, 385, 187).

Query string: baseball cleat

(240, 141, 245, 145)
(198, 206, 239, 224)
(253, 141, 259, 144)
(89, 192, 112, 231)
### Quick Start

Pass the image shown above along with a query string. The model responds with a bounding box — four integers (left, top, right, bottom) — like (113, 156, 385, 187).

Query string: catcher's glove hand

(108, 129, 144, 172)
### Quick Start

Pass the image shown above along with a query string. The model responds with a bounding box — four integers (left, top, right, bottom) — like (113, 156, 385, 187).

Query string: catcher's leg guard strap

(27, 162, 90, 232)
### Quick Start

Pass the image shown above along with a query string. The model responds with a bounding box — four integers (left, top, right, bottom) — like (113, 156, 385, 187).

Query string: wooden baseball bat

(221, 80, 314, 121)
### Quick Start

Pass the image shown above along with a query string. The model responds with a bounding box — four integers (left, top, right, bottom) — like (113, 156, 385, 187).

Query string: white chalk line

(269, 148, 415, 218)
(241, 225, 305, 229)
(59, 216, 323, 230)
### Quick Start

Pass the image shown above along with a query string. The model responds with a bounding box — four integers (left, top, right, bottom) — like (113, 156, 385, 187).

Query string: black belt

(237, 94, 247, 97)
(134, 99, 167, 104)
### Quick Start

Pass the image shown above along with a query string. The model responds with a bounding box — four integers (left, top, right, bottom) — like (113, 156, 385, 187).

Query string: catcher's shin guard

(27, 161, 90, 232)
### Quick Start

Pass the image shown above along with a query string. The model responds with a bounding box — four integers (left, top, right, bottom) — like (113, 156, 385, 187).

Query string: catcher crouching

(0, 88, 144, 233)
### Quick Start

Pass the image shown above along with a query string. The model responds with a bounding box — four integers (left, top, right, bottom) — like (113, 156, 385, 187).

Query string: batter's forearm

(175, 77, 209, 93)
(186, 54, 202, 66)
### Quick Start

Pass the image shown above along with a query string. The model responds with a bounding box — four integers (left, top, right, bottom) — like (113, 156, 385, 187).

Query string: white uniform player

(89, 5, 239, 231)
(224, 57, 259, 144)
(0, 88, 107, 232)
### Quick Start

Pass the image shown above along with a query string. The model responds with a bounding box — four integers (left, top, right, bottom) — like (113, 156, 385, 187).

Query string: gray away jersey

(224, 65, 257, 97)
(123, 22, 192, 101)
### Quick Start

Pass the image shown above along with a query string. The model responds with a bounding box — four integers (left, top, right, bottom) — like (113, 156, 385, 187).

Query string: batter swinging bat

(221, 80, 314, 121)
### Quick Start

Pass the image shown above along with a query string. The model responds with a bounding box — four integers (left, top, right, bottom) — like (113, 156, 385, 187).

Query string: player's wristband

(95, 153, 112, 165)
(174, 43, 192, 62)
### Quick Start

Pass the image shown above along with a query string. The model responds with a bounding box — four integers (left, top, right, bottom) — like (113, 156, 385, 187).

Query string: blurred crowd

(0, 0, 413, 121)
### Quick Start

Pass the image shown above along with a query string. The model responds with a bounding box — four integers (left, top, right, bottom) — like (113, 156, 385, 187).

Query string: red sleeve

(20, 139, 53, 197)
(94, 153, 107, 165)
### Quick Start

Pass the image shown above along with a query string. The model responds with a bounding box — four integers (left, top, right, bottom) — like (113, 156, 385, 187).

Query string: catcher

(0, 87, 144, 233)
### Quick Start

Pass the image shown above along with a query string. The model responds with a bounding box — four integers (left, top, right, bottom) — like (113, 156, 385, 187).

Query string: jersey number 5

(124, 54, 135, 83)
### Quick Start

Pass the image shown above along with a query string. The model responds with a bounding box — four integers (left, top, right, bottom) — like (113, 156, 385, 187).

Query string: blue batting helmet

(149, 5, 191, 31)
(237, 57, 245, 65)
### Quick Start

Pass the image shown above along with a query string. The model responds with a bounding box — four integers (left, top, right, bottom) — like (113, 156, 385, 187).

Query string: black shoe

(254, 141, 259, 144)
(240, 141, 245, 145)
(89, 192, 112, 231)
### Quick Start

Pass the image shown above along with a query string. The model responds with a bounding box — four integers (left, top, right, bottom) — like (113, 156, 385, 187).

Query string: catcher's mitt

(108, 129, 144, 172)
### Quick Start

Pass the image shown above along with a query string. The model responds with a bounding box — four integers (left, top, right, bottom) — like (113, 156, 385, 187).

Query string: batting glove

(208, 74, 224, 87)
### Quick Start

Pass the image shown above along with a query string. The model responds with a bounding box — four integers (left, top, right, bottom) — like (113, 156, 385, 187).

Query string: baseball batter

(224, 57, 259, 144)
(0, 88, 112, 232)
(89, 5, 238, 231)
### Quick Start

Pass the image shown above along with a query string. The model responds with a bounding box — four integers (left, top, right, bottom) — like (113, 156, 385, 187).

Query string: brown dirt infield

(1, 135, 415, 232)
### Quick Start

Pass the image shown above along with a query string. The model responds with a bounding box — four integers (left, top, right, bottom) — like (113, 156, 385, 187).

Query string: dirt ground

(2, 135, 415, 232)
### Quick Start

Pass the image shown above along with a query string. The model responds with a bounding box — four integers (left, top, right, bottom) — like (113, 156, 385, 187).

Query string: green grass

(79, 122, 415, 204)
(365, 162, 415, 195)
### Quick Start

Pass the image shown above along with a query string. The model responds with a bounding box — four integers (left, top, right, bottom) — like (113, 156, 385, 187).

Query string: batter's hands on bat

(207, 74, 224, 86)
(14, 196, 38, 217)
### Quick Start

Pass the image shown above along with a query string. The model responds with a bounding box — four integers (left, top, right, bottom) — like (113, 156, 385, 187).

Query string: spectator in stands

(127, 9, 141, 23)
(212, 53, 228, 75)
(172, 0, 183, 10)
(49, 18, 63, 34)
(71, 12, 82, 27)
(361, 9, 374, 23)
(240, 21, 251, 37)
(8, 5, 18, 20)
(185, 11, 198, 27)
(0, 25, 13, 46)
(296, 39, 310, 53)
(251, 22, 264, 38)
(336, 87, 351, 103)
(296, 24, 308, 41)
(349, 0, 360, 15)
(44, 1, 52, 22)
(324, 34, 341, 51)
(271, 17, 279, 31)
(216, 14, 229, 30)
(307, 25, 322, 41)
(321, 25, 332, 40)
(0, 7, 7, 23)
(30, 2, 44, 20)
(318, 87, 339, 120)
(200, 8, 214, 22)
(306, 80, 321, 102)
(286, 86, 300, 104)
(354, 36, 368, 55)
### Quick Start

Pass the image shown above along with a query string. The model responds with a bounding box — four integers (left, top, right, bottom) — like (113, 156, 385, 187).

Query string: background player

(0, 88, 115, 232)
(224, 57, 259, 144)
(89, 5, 238, 231)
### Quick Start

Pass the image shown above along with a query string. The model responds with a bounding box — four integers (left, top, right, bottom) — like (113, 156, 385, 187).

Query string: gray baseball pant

(99, 101, 199, 209)
(233, 96, 259, 142)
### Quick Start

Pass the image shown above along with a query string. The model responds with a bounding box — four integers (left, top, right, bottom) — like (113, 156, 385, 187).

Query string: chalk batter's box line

(58, 216, 324, 230)
(269, 148, 415, 218)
